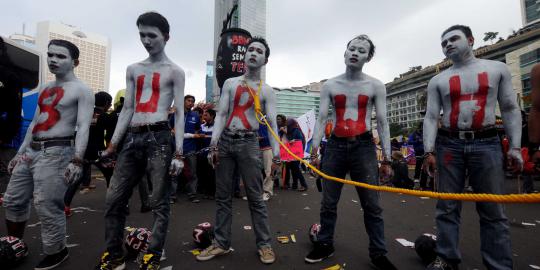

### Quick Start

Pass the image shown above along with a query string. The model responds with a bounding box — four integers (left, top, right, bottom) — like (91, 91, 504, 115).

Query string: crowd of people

(1, 10, 539, 270)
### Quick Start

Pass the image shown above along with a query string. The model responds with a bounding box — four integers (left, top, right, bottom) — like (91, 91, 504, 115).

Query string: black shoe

(371, 255, 397, 270)
(233, 192, 242, 199)
(140, 205, 152, 213)
(95, 252, 125, 270)
(304, 243, 334, 263)
(189, 196, 200, 203)
(35, 247, 69, 270)
(139, 252, 160, 270)
(426, 256, 458, 270)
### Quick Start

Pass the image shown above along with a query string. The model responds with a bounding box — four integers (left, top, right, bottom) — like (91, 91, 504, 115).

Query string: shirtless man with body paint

(195, 37, 280, 265)
(96, 12, 185, 270)
(423, 25, 522, 270)
(305, 35, 396, 270)
(3, 39, 94, 270)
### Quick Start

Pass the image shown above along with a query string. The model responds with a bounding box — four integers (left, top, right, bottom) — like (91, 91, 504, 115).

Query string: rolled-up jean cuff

(43, 240, 66, 255)
(5, 209, 31, 222)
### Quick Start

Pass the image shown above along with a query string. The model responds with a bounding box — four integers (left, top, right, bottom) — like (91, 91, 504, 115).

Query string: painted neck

(345, 65, 364, 80)
(244, 66, 262, 82)
(148, 50, 167, 62)
(451, 49, 476, 68)
(55, 70, 76, 83)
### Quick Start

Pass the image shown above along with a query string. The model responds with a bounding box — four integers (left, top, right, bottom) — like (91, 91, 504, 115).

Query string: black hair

(205, 108, 216, 118)
(184, 95, 195, 101)
(136, 12, 170, 36)
(48, 39, 80, 60)
(347, 35, 375, 61)
(95, 91, 112, 107)
(277, 114, 286, 121)
(247, 36, 270, 60)
(193, 107, 203, 114)
(442, 25, 473, 39)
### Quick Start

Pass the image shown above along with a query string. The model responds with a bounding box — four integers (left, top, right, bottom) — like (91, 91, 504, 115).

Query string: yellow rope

(245, 87, 540, 203)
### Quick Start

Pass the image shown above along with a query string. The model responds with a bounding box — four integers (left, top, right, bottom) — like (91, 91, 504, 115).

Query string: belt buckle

(346, 136, 357, 142)
(30, 141, 43, 150)
(458, 131, 474, 140)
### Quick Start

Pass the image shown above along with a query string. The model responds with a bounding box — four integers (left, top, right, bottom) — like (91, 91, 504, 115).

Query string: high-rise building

(34, 21, 111, 93)
(274, 88, 320, 118)
(521, 0, 540, 26)
(205, 60, 214, 103)
(213, 0, 267, 101)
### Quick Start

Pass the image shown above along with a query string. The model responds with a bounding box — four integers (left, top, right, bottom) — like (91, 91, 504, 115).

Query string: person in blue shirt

(183, 95, 201, 202)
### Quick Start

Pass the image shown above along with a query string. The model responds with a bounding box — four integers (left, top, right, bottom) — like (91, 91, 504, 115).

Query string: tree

(389, 123, 406, 137)
(483, 32, 499, 45)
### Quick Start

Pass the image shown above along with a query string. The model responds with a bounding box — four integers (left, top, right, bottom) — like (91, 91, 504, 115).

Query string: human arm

(169, 68, 186, 176)
(498, 64, 523, 171)
(422, 79, 442, 174)
(208, 79, 232, 166)
(263, 85, 280, 159)
(529, 64, 540, 164)
(311, 83, 331, 157)
(65, 86, 95, 184)
(8, 98, 41, 173)
(374, 81, 391, 161)
(374, 81, 392, 176)
(106, 66, 136, 153)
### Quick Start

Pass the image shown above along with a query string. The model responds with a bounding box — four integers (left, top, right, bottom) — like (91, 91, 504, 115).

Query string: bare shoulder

(364, 73, 385, 89)
(262, 83, 276, 98)
(71, 79, 93, 97)
(168, 62, 185, 78)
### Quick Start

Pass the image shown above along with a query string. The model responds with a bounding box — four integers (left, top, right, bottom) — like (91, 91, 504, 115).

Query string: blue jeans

(318, 136, 387, 259)
(104, 130, 172, 257)
(4, 145, 74, 254)
(214, 132, 271, 249)
(434, 135, 512, 269)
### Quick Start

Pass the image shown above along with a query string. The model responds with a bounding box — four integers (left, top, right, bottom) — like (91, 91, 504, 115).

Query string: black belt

(223, 129, 257, 139)
(438, 128, 497, 140)
(129, 121, 170, 133)
(30, 139, 73, 151)
(331, 131, 373, 142)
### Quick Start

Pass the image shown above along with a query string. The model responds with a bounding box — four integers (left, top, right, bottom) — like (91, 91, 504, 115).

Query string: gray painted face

(47, 45, 75, 76)
(344, 39, 370, 68)
(245, 42, 267, 69)
(139, 25, 167, 56)
(441, 30, 472, 62)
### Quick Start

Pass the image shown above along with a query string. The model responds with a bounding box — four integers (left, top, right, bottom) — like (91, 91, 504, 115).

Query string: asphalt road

(1, 173, 539, 270)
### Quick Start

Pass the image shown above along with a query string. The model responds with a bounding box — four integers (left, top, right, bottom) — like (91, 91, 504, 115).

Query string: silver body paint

(311, 38, 391, 160)
(211, 41, 280, 158)
(10, 44, 94, 183)
(423, 30, 522, 165)
(109, 25, 185, 157)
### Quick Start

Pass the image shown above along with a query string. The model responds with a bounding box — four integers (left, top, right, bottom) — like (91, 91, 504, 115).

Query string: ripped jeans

(3, 145, 74, 255)
(434, 135, 512, 269)
(104, 130, 172, 257)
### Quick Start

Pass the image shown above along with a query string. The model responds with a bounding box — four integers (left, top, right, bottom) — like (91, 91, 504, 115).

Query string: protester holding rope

(305, 35, 396, 269)
(423, 25, 522, 270)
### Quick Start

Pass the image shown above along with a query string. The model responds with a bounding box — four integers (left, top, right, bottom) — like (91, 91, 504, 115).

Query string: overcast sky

(0, 0, 523, 101)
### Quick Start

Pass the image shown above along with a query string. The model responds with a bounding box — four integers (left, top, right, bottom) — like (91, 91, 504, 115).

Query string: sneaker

(189, 196, 200, 203)
(79, 188, 91, 194)
(64, 206, 72, 217)
(298, 186, 308, 192)
(304, 243, 334, 263)
(196, 244, 231, 261)
(95, 252, 125, 270)
(242, 196, 248, 201)
(258, 246, 275, 264)
(35, 247, 69, 270)
(262, 193, 271, 201)
(371, 255, 397, 270)
(139, 252, 161, 270)
(426, 256, 458, 270)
